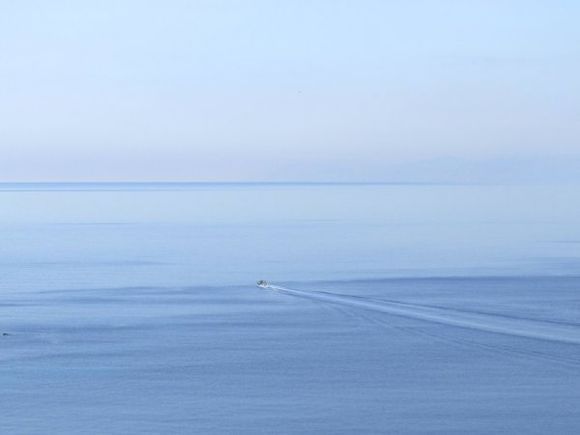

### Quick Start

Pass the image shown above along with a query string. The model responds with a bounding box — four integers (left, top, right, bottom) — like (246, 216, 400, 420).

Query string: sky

(1, 0, 579, 182)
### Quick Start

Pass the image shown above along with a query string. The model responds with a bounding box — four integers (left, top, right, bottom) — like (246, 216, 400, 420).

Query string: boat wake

(264, 284, 580, 346)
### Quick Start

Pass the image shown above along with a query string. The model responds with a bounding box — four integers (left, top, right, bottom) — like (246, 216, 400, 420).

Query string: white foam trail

(266, 285, 580, 345)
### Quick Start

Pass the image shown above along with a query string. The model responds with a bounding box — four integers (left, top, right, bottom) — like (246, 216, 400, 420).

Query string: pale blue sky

(1, 1, 579, 181)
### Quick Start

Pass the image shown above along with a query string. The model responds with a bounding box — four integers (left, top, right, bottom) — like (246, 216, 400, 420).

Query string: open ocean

(1, 182, 579, 434)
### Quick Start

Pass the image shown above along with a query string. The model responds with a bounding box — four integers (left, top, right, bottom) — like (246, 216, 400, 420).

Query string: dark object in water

(256, 280, 269, 288)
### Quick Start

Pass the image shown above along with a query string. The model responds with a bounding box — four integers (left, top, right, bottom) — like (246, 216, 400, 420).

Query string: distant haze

(1, 1, 579, 182)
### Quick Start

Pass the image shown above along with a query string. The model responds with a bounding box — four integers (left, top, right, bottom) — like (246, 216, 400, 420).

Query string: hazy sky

(1, 1, 579, 181)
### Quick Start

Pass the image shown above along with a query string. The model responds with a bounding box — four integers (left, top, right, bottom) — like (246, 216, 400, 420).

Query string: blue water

(1, 183, 579, 433)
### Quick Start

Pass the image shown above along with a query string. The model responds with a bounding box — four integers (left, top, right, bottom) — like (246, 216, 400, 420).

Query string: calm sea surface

(1, 183, 579, 433)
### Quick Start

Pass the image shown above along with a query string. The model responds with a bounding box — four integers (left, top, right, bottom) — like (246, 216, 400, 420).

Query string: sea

(1, 182, 579, 434)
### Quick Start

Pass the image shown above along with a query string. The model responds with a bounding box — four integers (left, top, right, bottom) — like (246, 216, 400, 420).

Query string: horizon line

(0, 180, 480, 185)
